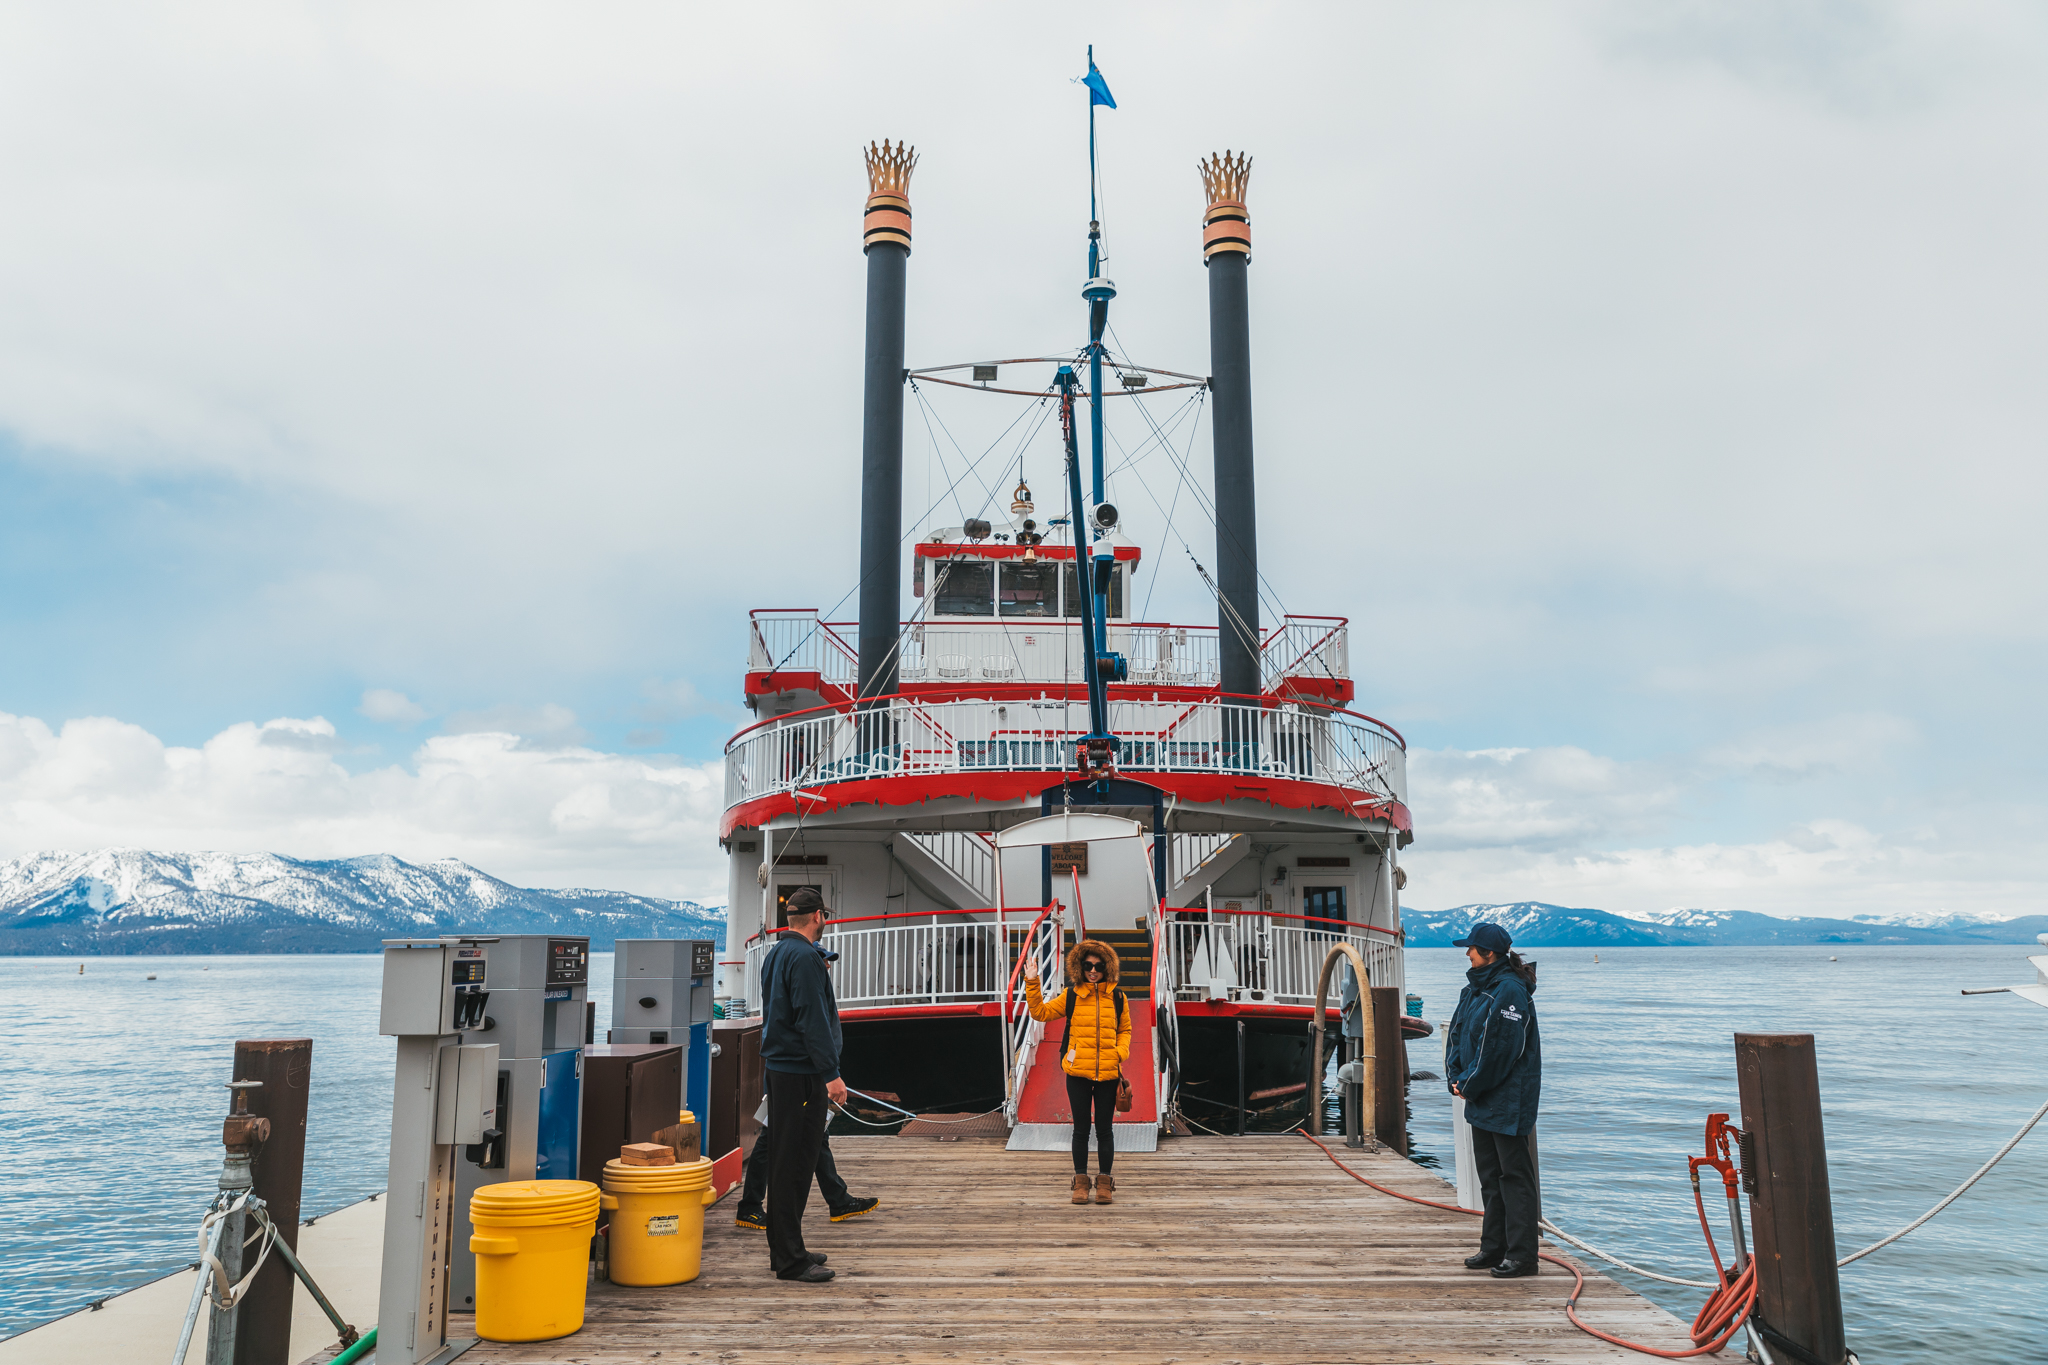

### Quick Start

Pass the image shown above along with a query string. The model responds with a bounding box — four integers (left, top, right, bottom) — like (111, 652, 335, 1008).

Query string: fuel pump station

(610, 939, 716, 1120)
(449, 934, 589, 1313)
(377, 937, 500, 1365)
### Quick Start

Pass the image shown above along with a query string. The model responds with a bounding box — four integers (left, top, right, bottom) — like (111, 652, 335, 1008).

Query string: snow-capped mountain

(1405, 901, 2048, 948)
(0, 849, 724, 955)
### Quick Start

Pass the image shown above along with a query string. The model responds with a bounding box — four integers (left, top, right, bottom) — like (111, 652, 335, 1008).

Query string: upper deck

(726, 529, 1405, 841)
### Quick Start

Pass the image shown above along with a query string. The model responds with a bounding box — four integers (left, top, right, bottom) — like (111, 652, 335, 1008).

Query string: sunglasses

(1083, 960, 1105, 972)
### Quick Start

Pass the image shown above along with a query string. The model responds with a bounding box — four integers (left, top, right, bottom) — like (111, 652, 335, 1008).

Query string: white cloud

(0, 710, 727, 902)
(1408, 745, 1681, 852)
(358, 688, 427, 725)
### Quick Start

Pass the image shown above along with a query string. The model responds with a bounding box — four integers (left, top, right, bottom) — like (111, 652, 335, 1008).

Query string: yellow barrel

(600, 1155, 718, 1286)
(468, 1180, 601, 1342)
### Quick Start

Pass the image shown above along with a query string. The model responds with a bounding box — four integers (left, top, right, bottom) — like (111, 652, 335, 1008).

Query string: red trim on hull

(1173, 1000, 1342, 1020)
(838, 1002, 1002, 1022)
(721, 770, 1412, 839)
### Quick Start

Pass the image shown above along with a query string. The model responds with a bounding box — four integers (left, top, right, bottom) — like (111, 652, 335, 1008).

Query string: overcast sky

(3, 1, 2045, 917)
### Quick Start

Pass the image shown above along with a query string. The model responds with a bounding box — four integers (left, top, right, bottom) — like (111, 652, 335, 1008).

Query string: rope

(834, 1087, 1006, 1127)
(1836, 1088, 2048, 1266)
(196, 1192, 277, 1311)
(1538, 1219, 1718, 1289)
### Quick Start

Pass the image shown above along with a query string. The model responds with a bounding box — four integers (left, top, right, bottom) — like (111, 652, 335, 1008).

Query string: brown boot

(1094, 1173, 1115, 1205)
(1070, 1174, 1092, 1205)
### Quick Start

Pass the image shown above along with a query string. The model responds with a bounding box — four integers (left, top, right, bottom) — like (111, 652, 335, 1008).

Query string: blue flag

(1083, 60, 1116, 109)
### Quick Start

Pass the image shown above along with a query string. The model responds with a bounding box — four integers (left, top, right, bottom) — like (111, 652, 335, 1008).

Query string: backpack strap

(1115, 987, 1126, 1026)
(1064, 987, 1076, 1023)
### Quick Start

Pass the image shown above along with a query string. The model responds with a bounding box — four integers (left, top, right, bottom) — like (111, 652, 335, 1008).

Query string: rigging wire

(765, 386, 1050, 678)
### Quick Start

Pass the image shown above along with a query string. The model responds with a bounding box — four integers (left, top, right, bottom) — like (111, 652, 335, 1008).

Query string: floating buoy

(1593, 954, 1600, 964)
(1829, 956, 1838, 962)
(77, 964, 84, 975)
(145, 974, 157, 981)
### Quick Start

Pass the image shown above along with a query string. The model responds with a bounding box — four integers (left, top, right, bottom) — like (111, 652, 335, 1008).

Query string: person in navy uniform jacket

(1443, 921, 1543, 1279)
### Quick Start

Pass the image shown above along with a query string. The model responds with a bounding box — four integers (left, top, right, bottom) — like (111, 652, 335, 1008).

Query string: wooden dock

(461, 1135, 1728, 1364)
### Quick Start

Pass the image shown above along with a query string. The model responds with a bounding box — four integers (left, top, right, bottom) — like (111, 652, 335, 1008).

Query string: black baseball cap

(1451, 922, 1512, 954)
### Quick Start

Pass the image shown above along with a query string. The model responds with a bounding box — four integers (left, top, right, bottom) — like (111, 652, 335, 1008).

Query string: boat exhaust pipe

(1201, 151, 1260, 701)
(858, 140, 916, 705)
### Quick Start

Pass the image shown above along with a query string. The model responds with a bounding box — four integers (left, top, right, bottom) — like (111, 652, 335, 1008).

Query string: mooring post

(232, 1039, 312, 1365)
(1236, 1018, 1248, 1135)
(1735, 1032, 1848, 1365)
(1370, 986, 1406, 1155)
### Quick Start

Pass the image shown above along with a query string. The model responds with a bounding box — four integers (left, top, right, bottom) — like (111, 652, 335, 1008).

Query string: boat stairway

(1087, 927, 1153, 998)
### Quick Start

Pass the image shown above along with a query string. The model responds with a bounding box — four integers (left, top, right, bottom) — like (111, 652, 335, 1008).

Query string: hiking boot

(1070, 1174, 1092, 1204)
(1094, 1173, 1116, 1205)
(1463, 1252, 1502, 1270)
(829, 1197, 880, 1222)
(733, 1205, 766, 1231)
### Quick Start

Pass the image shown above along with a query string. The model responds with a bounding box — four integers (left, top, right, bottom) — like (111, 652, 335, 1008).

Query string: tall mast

(1075, 49, 1124, 775)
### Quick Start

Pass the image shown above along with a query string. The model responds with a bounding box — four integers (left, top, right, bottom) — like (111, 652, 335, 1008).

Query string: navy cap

(1452, 922, 1513, 954)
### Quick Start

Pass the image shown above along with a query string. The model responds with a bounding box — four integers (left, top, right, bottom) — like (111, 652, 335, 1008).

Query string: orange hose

(1295, 1130, 1755, 1359)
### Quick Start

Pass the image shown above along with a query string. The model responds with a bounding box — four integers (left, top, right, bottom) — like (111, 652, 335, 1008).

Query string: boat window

(999, 561, 1059, 617)
(1059, 561, 1126, 619)
(1302, 885, 1347, 932)
(932, 560, 994, 616)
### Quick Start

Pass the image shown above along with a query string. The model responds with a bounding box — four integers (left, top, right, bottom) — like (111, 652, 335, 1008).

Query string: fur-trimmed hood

(1065, 938, 1122, 987)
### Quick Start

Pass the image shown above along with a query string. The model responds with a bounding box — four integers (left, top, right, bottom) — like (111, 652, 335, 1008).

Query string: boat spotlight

(973, 364, 998, 384)
(964, 518, 991, 541)
(1092, 502, 1119, 531)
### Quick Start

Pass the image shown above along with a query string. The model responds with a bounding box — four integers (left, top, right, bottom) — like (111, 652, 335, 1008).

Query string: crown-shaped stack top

(1199, 151, 1252, 261)
(864, 139, 917, 254)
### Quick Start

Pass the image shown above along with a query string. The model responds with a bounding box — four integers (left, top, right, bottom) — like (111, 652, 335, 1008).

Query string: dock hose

(1301, 1129, 1754, 1358)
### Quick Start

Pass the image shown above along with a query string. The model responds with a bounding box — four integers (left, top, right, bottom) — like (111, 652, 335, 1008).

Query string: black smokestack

(857, 140, 916, 703)
(1201, 151, 1259, 700)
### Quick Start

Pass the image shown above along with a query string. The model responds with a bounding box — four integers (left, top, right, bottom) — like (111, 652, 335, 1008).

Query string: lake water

(2, 946, 2042, 1362)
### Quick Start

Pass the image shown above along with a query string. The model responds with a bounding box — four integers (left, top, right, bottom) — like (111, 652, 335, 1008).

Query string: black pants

(1471, 1126, 1539, 1265)
(764, 1070, 830, 1277)
(1065, 1073, 1119, 1175)
(741, 1132, 850, 1211)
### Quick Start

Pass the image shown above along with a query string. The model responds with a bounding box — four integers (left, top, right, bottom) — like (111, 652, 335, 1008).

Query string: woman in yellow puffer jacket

(1023, 939, 1132, 1205)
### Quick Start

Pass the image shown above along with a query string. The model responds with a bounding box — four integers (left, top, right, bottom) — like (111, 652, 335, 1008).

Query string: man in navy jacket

(1444, 921, 1542, 1278)
(759, 888, 847, 1283)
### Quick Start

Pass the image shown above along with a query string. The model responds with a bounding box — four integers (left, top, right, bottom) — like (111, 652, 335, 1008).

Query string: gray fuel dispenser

(440, 941, 585, 1309)
(610, 939, 716, 1121)
(376, 937, 501, 1365)
(449, 933, 589, 1313)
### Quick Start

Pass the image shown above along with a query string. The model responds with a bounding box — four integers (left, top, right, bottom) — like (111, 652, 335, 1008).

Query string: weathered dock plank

(462, 1135, 1726, 1363)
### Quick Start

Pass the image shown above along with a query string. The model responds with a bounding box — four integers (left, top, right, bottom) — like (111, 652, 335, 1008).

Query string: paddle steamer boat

(716, 112, 1414, 1148)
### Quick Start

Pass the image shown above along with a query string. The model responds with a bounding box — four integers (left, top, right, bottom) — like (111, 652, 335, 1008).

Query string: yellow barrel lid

(470, 1179, 601, 1221)
(677, 1110, 695, 1124)
(601, 1156, 713, 1193)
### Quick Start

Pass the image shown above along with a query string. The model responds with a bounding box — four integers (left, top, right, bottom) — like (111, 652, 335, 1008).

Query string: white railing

(725, 695, 1407, 813)
(1161, 918, 1402, 1004)
(902, 830, 996, 904)
(748, 610, 858, 686)
(742, 916, 1008, 1014)
(1001, 907, 1068, 1117)
(746, 613, 1347, 692)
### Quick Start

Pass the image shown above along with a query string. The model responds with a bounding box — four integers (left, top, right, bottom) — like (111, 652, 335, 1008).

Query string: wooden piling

(230, 1037, 313, 1365)
(1735, 1032, 1847, 1365)
(1371, 986, 1407, 1154)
